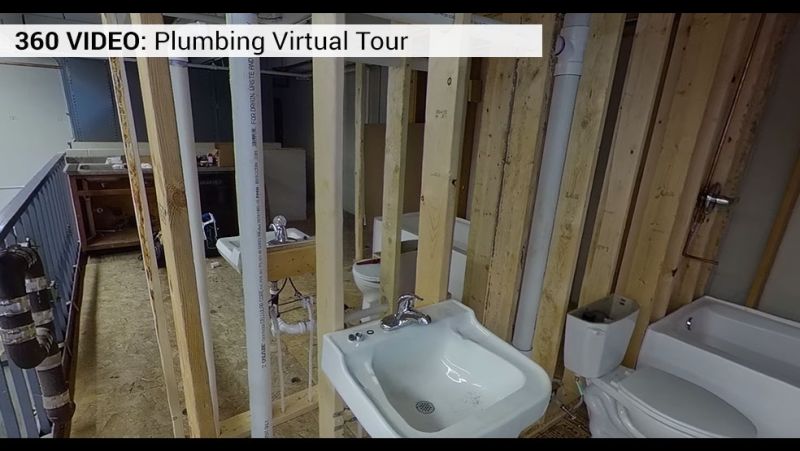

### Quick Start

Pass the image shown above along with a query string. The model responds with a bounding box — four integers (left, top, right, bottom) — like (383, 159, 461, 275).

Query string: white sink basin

(215, 228, 312, 273)
(321, 300, 552, 437)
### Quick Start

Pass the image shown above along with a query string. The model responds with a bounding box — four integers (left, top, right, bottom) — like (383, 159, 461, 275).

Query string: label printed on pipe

(0, 24, 542, 58)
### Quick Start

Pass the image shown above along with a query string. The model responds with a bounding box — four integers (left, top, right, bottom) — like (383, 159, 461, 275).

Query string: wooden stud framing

(462, 55, 519, 322)
(615, 13, 736, 367)
(532, 13, 626, 378)
(745, 152, 800, 308)
(102, 13, 185, 438)
(649, 14, 762, 321)
(311, 12, 346, 438)
(576, 14, 675, 309)
(131, 12, 216, 438)
(354, 63, 367, 261)
(670, 14, 798, 311)
(463, 13, 559, 340)
(380, 59, 413, 307)
(415, 13, 472, 305)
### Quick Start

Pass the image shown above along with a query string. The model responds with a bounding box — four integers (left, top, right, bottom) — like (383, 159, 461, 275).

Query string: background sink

(322, 300, 552, 437)
(215, 228, 312, 273)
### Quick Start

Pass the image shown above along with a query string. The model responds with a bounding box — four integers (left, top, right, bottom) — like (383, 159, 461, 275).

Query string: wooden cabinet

(68, 173, 159, 252)
(67, 168, 239, 253)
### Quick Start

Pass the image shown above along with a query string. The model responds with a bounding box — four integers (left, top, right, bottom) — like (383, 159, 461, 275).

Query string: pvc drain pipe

(512, 13, 592, 355)
(228, 12, 272, 438)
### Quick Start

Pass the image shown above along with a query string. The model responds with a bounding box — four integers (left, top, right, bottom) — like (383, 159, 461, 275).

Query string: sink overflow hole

(415, 400, 435, 415)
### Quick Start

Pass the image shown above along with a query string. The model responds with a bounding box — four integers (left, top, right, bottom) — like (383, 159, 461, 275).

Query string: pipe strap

(0, 323, 36, 344)
(42, 390, 71, 409)
(25, 276, 49, 293)
(32, 309, 54, 326)
(0, 295, 31, 316)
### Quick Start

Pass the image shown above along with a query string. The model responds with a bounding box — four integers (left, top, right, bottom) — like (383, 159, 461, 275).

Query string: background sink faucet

(269, 215, 289, 244)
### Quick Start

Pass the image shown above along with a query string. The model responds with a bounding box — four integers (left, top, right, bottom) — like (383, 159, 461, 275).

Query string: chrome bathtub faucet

(380, 293, 431, 331)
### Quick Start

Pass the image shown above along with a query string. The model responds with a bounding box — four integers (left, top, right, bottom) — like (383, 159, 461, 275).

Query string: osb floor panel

(71, 216, 365, 438)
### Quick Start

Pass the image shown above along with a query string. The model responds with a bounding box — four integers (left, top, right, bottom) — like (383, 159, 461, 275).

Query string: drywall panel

(0, 59, 73, 210)
(708, 24, 800, 304)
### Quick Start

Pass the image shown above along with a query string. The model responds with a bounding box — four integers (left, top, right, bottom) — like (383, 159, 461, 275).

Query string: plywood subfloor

(533, 405, 591, 438)
(70, 216, 365, 437)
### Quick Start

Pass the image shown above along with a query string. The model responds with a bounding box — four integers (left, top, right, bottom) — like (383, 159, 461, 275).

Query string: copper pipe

(682, 14, 765, 264)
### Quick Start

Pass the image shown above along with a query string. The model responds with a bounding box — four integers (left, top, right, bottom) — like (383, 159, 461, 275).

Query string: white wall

(707, 24, 800, 310)
(0, 58, 74, 210)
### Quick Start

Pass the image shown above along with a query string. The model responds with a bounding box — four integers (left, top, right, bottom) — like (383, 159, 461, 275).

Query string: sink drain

(415, 400, 435, 415)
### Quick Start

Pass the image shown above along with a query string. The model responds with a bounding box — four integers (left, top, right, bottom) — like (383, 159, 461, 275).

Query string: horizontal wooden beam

(219, 387, 318, 438)
(267, 241, 316, 281)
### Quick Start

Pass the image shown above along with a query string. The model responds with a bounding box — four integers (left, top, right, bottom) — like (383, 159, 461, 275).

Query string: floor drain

(415, 400, 435, 415)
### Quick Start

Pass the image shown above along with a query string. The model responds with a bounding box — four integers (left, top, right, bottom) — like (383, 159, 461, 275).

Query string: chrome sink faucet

(380, 293, 431, 331)
(269, 215, 288, 244)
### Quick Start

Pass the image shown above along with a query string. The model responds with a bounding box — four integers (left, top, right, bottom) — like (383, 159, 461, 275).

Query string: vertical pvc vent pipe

(512, 13, 592, 355)
(227, 12, 272, 438)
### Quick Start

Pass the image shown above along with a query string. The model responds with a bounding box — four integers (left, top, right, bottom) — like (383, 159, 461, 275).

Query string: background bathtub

(638, 296, 800, 437)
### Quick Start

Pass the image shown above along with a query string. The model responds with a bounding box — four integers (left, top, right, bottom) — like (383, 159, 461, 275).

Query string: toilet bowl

(352, 249, 417, 321)
(564, 295, 756, 438)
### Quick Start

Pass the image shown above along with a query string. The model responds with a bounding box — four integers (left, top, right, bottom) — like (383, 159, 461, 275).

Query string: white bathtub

(638, 296, 800, 437)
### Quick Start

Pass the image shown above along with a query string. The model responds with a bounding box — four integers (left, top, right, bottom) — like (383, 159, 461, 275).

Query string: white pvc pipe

(512, 13, 592, 355)
(272, 317, 314, 335)
(227, 12, 272, 438)
(169, 55, 220, 431)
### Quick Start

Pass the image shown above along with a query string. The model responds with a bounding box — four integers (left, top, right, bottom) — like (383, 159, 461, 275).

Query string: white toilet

(352, 245, 418, 319)
(564, 295, 757, 438)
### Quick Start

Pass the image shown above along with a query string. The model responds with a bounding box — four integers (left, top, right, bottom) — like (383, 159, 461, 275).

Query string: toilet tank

(563, 295, 639, 378)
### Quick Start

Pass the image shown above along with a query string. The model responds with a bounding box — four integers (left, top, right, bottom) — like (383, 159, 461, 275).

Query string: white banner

(0, 24, 542, 58)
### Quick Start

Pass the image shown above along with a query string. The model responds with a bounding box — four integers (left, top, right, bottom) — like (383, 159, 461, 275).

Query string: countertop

(63, 156, 234, 176)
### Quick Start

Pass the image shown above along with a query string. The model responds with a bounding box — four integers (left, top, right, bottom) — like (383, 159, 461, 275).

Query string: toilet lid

(617, 367, 756, 438)
(353, 260, 381, 282)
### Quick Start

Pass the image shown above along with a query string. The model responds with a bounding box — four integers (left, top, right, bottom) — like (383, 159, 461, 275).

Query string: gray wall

(59, 58, 276, 144)
(759, 198, 800, 321)
(707, 23, 800, 319)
